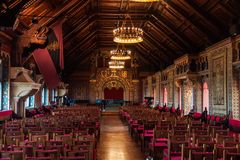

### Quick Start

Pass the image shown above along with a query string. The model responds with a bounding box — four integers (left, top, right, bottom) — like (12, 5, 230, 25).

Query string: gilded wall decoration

(91, 68, 139, 102)
(103, 80, 124, 90)
(212, 57, 224, 105)
(232, 70, 239, 118)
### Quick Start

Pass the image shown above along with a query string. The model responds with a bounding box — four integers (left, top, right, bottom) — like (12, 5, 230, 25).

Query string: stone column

(142, 79, 146, 101)
(12, 97, 20, 113)
(147, 76, 153, 97)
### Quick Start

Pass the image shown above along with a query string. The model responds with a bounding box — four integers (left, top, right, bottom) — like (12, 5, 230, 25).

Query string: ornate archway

(103, 80, 125, 100)
(98, 77, 130, 101)
(89, 69, 140, 103)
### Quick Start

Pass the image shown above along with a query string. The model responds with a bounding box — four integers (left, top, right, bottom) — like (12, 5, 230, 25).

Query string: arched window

(41, 87, 49, 105)
(203, 82, 209, 111)
(163, 87, 168, 105)
(25, 96, 35, 108)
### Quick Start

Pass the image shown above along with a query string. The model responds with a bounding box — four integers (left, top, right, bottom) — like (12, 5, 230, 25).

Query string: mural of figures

(213, 57, 224, 105)
(183, 79, 194, 115)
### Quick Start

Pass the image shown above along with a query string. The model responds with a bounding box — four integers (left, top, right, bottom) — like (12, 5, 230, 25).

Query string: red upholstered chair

(216, 146, 237, 159)
(166, 140, 189, 159)
(35, 149, 59, 159)
(149, 129, 169, 159)
(225, 150, 240, 160)
(59, 156, 85, 160)
(26, 157, 52, 160)
(5, 135, 24, 146)
(192, 134, 213, 146)
(0, 151, 24, 160)
(191, 151, 216, 160)
(181, 144, 203, 160)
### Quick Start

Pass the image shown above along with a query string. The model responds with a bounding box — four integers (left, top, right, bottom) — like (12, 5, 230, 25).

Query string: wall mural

(212, 57, 224, 105)
(183, 79, 194, 115)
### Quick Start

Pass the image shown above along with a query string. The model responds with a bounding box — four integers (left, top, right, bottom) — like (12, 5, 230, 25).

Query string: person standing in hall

(201, 107, 208, 124)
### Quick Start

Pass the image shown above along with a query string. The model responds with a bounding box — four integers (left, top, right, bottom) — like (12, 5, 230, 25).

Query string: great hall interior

(1, 0, 240, 160)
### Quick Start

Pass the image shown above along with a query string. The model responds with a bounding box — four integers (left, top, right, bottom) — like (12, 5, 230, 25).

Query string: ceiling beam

(181, 0, 227, 38)
(162, 0, 216, 43)
(134, 46, 161, 70)
(64, 15, 95, 41)
(147, 19, 188, 51)
(66, 31, 97, 58)
(137, 43, 163, 69)
(25, 0, 81, 33)
(143, 27, 177, 60)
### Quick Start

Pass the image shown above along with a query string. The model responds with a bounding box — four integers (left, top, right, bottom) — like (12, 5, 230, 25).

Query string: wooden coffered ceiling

(1, 0, 240, 73)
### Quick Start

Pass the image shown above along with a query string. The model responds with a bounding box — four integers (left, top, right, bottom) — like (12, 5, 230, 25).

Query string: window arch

(203, 82, 209, 111)
(25, 96, 35, 108)
(41, 87, 49, 105)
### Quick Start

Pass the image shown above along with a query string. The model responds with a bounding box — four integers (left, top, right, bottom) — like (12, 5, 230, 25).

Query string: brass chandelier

(108, 60, 125, 69)
(113, 15, 143, 44)
(110, 45, 131, 60)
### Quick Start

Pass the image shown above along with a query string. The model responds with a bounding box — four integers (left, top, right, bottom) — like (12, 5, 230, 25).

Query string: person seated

(170, 104, 175, 113)
(161, 103, 167, 112)
(11, 111, 22, 120)
(176, 105, 181, 116)
(201, 107, 208, 123)
(188, 109, 194, 119)
(222, 111, 231, 129)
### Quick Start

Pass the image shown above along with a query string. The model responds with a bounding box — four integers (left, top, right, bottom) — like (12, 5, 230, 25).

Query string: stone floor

(97, 115, 145, 160)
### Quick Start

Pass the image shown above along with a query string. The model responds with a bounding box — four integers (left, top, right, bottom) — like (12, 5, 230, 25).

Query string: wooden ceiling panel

(210, 6, 234, 25)
(192, 0, 209, 6)
(1, 0, 239, 73)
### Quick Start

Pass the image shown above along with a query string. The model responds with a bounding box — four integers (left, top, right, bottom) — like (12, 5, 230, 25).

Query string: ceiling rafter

(65, 43, 97, 73)
(64, 15, 95, 41)
(143, 24, 179, 57)
(134, 45, 161, 70)
(143, 32, 172, 63)
(162, 0, 216, 44)
(181, 0, 227, 38)
(66, 31, 97, 58)
(26, 0, 80, 33)
(137, 42, 164, 69)
(147, 19, 188, 51)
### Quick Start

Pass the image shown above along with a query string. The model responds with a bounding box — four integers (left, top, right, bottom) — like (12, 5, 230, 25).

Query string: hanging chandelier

(109, 60, 125, 69)
(110, 45, 131, 60)
(131, 0, 159, 2)
(113, 15, 143, 44)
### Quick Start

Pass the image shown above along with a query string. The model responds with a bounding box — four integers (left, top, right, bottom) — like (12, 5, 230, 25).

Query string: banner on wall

(32, 19, 65, 89)
(47, 19, 65, 72)
(33, 49, 60, 89)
